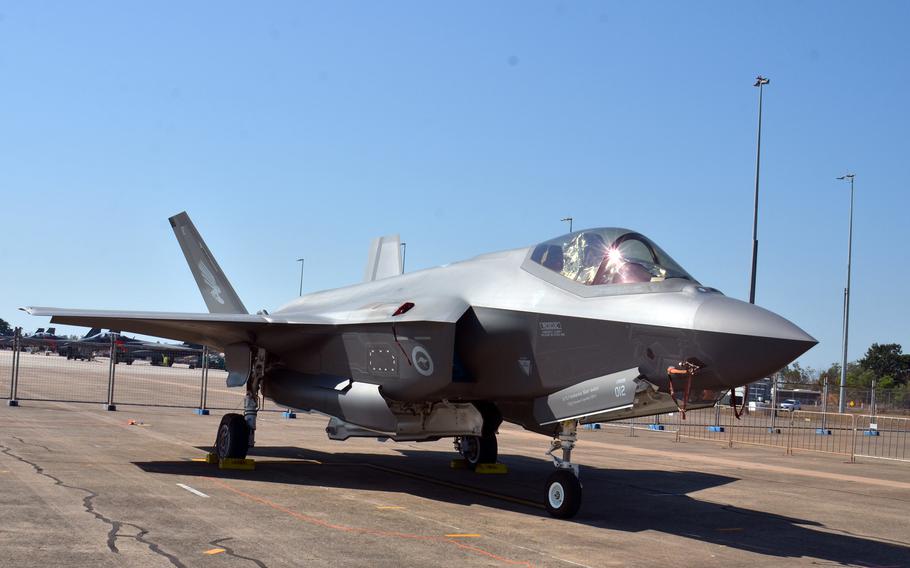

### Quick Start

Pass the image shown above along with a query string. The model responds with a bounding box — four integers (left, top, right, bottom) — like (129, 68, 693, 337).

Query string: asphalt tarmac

(1, 396, 909, 568)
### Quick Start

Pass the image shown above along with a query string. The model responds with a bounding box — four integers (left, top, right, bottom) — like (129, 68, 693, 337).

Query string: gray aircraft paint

(364, 234, 403, 282)
(24, 213, 816, 437)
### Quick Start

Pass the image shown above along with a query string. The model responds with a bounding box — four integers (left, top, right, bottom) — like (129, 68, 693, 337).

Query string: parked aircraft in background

(24, 212, 815, 517)
(0, 327, 100, 351)
(62, 329, 203, 366)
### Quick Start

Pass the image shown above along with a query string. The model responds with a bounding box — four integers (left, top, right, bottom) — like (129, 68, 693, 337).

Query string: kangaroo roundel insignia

(411, 346, 434, 376)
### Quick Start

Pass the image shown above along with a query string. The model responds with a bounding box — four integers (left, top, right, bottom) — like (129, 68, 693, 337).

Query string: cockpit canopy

(529, 228, 695, 286)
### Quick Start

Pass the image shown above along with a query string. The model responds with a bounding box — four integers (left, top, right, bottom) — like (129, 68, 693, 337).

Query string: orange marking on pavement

(207, 477, 531, 566)
(204, 548, 226, 555)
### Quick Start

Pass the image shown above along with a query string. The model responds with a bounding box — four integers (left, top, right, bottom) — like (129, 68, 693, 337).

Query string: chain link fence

(608, 405, 910, 463)
(5, 328, 909, 462)
(748, 378, 910, 415)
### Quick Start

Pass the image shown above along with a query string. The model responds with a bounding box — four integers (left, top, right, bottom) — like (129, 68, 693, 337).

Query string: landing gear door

(224, 342, 252, 387)
(533, 367, 639, 425)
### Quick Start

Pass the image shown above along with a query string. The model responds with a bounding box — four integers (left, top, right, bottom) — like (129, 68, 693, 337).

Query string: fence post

(850, 413, 859, 463)
(786, 412, 794, 455)
(104, 333, 117, 411)
(195, 346, 210, 415)
(822, 378, 829, 430)
(728, 407, 734, 448)
(870, 380, 877, 421)
(8, 327, 21, 407)
(675, 411, 681, 443)
(770, 374, 778, 433)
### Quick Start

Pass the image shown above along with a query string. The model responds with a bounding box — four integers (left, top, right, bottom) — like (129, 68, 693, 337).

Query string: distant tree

(779, 362, 815, 384)
(818, 363, 841, 387)
(859, 343, 906, 386)
(0, 318, 11, 336)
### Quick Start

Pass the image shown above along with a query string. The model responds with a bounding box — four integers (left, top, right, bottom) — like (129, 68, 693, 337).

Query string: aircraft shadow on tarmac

(135, 446, 909, 566)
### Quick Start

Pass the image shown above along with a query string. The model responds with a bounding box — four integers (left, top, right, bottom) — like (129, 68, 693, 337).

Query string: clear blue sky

(1, 1, 907, 372)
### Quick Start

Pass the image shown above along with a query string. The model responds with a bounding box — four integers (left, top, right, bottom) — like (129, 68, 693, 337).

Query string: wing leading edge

(21, 307, 287, 350)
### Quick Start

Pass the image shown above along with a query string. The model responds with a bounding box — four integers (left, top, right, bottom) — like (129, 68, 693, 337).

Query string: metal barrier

(1, 329, 279, 414)
(853, 414, 910, 462)
(3, 329, 909, 459)
(605, 405, 910, 463)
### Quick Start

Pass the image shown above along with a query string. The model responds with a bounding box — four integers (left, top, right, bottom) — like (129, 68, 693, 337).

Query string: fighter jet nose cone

(693, 296, 817, 386)
(694, 296, 816, 344)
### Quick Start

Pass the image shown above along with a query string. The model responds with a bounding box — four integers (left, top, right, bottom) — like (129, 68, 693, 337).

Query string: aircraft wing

(21, 307, 309, 351)
(22, 299, 468, 354)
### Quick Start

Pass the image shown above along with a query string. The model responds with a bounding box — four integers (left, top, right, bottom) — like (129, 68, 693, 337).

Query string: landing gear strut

(544, 420, 582, 518)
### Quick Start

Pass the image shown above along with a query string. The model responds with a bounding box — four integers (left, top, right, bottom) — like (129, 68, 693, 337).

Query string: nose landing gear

(544, 420, 582, 518)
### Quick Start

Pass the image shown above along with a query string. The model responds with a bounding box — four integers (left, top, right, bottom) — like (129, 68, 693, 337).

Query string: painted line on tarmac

(446, 534, 482, 538)
(177, 483, 209, 497)
(204, 548, 226, 555)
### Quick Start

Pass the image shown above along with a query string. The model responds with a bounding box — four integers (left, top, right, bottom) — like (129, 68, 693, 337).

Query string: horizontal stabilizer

(364, 234, 402, 282)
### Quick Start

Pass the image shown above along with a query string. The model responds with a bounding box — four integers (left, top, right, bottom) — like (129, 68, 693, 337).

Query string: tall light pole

(400, 242, 407, 273)
(297, 258, 305, 296)
(561, 217, 573, 233)
(837, 173, 855, 413)
(748, 75, 770, 305)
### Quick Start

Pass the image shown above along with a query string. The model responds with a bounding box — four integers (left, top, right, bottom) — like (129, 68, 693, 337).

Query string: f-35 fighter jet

(24, 212, 815, 518)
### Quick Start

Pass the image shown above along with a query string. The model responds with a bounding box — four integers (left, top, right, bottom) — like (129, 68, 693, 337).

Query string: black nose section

(693, 297, 817, 387)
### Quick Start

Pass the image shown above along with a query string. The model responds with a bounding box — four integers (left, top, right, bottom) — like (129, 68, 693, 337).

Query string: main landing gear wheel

(459, 434, 498, 469)
(545, 469, 582, 519)
(216, 413, 250, 460)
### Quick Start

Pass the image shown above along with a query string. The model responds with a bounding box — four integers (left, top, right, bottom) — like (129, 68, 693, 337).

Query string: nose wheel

(545, 469, 582, 518)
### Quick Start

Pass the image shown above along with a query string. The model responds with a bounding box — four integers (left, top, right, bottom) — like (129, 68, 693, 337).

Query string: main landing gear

(455, 433, 498, 469)
(544, 420, 582, 519)
(454, 402, 502, 469)
(214, 350, 264, 460)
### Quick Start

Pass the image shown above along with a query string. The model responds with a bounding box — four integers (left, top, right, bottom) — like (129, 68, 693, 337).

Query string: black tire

(461, 434, 497, 468)
(545, 469, 582, 519)
(215, 413, 250, 459)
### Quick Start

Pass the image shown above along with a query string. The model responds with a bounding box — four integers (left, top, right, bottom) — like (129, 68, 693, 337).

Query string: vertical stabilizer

(168, 212, 248, 314)
(364, 234, 402, 282)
